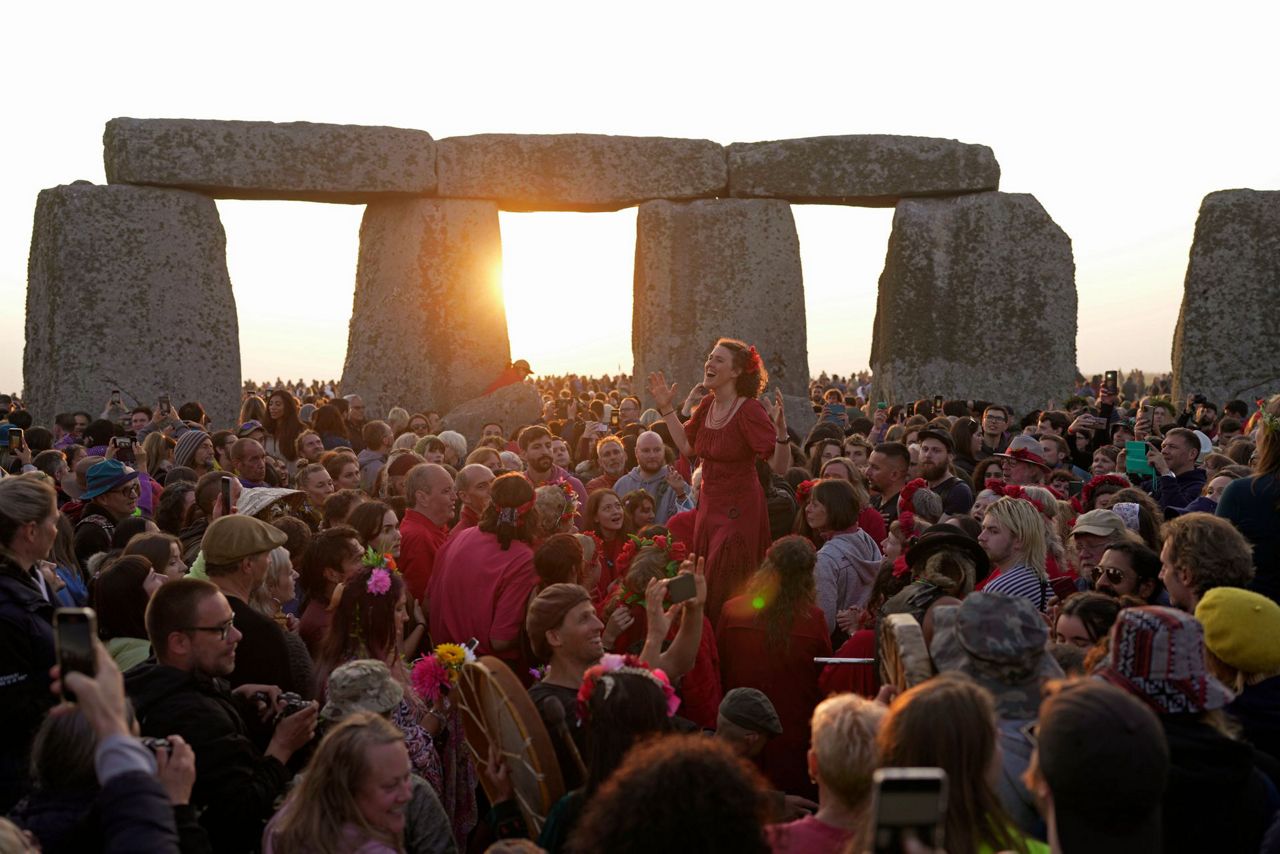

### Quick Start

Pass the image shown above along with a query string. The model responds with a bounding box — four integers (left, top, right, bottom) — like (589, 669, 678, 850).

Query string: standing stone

(341, 199, 508, 417)
(870, 192, 1076, 414)
(436, 134, 726, 211)
(633, 199, 809, 399)
(1172, 190, 1280, 405)
(104, 118, 436, 202)
(24, 182, 241, 426)
(728, 135, 999, 206)
(442, 381, 543, 447)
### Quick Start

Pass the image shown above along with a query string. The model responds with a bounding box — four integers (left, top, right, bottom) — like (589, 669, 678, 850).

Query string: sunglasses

(113, 484, 141, 498)
(1090, 565, 1129, 585)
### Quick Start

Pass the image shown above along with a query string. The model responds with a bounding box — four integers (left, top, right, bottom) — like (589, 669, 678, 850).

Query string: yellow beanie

(1196, 587, 1280, 674)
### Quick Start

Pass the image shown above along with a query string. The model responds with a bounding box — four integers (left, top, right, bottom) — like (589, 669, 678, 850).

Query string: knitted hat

(525, 583, 592, 663)
(1196, 587, 1280, 674)
(173, 429, 210, 469)
(1095, 606, 1234, 715)
(387, 453, 421, 478)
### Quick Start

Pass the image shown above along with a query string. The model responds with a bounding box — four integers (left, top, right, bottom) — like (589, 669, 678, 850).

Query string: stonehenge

(27, 117, 1093, 423)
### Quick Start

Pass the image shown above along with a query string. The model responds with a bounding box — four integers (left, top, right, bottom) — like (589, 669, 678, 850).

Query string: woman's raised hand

(769, 388, 787, 432)
(647, 371, 678, 410)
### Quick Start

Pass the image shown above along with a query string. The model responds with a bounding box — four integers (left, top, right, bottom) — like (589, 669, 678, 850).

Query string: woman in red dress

(649, 338, 789, 621)
(717, 535, 831, 798)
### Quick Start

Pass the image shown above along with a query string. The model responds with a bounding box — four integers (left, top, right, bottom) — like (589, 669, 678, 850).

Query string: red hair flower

(795, 479, 817, 506)
(744, 346, 762, 375)
(898, 478, 928, 517)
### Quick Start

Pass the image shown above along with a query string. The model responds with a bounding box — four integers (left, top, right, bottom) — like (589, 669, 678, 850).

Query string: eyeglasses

(182, 617, 235, 640)
(984, 414, 1007, 422)
(1090, 565, 1129, 585)
(113, 485, 141, 498)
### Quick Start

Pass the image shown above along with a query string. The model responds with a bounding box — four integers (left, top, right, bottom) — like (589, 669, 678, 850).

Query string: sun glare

(500, 209, 637, 379)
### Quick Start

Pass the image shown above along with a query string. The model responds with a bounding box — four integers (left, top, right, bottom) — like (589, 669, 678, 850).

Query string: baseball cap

(201, 514, 288, 565)
(1070, 509, 1127, 539)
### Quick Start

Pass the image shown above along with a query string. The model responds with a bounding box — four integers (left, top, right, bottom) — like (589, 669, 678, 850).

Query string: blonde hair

(268, 712, 406, 854)
(534, 484, 570, 537)
(985, 497, 1048, 577)
(392, 432, 419, 452)
(250, 546, 294, 617)
(1018, 485, 1067, 568)
(386, 406, 410, 437)
(140, 431, 175, 475)
(0, 474, 57, 553)
(810, 694, 885, 810)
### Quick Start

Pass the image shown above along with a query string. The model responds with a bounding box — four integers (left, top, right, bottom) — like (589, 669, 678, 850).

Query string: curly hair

(714, 338, 769, 399)
(568, 734, 770, 854)
(1161, 512, 1255, 598)
(744, 535, 817, 650)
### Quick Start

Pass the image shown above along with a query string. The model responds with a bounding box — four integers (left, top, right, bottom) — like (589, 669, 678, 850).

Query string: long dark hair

(582, 488, 627, 542)
(315, 566, 404, 691)
(713, 338, 768, 399)
(744, 535, 817, 649)
(477, 473, 538, 550)
(265, 389, 304, 459)
(582, 671, 671, 797)
(90, 555, 152, 641)
(312, 404, 349, 441)
(951, 417, 981, 466)
(347, 500, 393, 549)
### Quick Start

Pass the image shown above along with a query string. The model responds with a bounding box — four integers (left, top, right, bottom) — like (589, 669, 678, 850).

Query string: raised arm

(767, 388, 791, 476)
(649, 371, 692, 458)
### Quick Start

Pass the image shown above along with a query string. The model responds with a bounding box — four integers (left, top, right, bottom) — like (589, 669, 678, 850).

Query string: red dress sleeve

(738, 398, 778, 460)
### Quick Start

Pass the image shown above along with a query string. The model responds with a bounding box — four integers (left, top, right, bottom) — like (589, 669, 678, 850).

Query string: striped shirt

(981, 564, 1050, 611)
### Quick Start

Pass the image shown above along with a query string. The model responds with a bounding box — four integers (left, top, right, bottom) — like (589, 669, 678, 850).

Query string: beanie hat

(525, 583, 591, 663)
(387, 453, 421, 478)
(173, 429, 209, 469)
(1196, 587, 1280, 674)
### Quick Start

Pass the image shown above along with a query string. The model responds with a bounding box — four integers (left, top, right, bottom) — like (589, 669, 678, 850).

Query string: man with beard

(519, 426, 586, 528)
(295, 429, 325, 467)
(613, 430, 695, 525)
(586, 435, 627, 492)
(1094, 540, 1163, 602)
(917, 429, 973, 515)
(1068, 509, 1129, 590)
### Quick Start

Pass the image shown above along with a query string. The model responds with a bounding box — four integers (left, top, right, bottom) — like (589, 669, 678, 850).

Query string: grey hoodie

(814, 529, 883, 632)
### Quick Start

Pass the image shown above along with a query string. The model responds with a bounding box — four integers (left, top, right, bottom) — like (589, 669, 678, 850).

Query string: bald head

(456, 463, 496, 515)
(636, 430, 666, 474)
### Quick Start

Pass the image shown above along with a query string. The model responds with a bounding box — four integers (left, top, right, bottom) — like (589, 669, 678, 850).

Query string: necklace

(705, 395, 740, 429)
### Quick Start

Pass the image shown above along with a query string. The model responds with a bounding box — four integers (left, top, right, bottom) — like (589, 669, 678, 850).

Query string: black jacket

(1161, 714, 1274, 854)
(0, 555, 56, 813)
(125, 663, 288, 853)
(226, 595, 298, 694)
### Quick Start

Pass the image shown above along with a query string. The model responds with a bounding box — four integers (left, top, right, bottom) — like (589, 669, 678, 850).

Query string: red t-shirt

(765, 815, 853, 854)
(451, 504, 481, 535)
(399, 509, 451, 602)
(427, 525, 537, 660)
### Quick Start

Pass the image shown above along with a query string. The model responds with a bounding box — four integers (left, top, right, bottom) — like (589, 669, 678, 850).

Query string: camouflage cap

(929, 592, 1063, 720)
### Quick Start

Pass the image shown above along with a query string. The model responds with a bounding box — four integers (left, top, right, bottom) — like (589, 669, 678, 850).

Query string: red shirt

(452, 504, 481, 534)
(766, 815, 852, 854)
(399, 509, 451, 602)
(427, 525, 537, 660)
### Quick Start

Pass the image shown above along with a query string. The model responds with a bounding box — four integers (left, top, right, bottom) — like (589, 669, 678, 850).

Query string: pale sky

(3, 3, 1278, 397)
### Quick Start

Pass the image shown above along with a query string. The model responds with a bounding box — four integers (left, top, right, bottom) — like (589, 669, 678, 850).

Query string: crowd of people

(0, 342, 1278, 853)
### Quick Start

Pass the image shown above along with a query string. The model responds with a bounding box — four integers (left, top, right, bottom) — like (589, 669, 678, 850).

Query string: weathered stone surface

(870, 192, 1076, 415)
(783, 393, 818, 442)
(442, 381, 543, 447)
(632, 199, 809, 400)
(1173, 190, 1280, 404)
(436, 134, 726, 212)
(728, 135, 999, 207)
(341, 199, 509, 417)
(24, 182, 241, 426)
(104, 117, 436, 202)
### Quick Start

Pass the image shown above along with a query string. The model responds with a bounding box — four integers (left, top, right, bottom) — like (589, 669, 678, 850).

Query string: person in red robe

(649, 338, 791, 622)
(481, 359, 533, 396)
(717, 536, 831, 799)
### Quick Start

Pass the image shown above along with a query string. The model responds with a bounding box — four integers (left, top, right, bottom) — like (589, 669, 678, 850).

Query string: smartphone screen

(1104, 371, 1119, 394)
(667, 573, 697, 604)
(872, 768, 947, 853)
(1125, 440, 1155, 475)
(159, 394, 170, 414)
(221, 475, 234, 515)
(55, 608, 98, 702)
(8, 428, 23, 451)
(112, 437, 135, 464)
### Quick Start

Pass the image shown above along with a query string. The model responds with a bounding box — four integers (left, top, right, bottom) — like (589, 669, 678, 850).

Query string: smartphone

(55, 608, 98, 702)
(159, 394, 171, 415)
(876, 401, 888, 410)
(609, 408, 620, 429)
(1125, 440, 1155, 476)
(667, 573, 697, 604)
(871, 767, 948, 853)
(823, 403, 847, 424)
(7, 427, 23, 452)
(111, 389, 122, 406)
(111, 436, 134, 464)
(221, 475, 234, 514)
(933, 395, 944, 412)
(1104, 370, 1119, 395)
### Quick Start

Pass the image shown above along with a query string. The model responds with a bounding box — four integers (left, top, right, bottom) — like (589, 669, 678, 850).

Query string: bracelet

(776, 436, 789, 444)
(659, 407, 675, 417)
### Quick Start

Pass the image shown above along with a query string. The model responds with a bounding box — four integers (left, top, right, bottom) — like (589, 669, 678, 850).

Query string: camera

(278, 692, 309, 719)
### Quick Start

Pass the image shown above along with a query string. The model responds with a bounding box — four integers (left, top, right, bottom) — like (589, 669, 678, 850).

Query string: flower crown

(984, 480, 1054, 520)
(1258, 398, 1280, 435)
(552, 479, 579, 527)
(795, 478, 817, 506)
(576, 653, 680, 723)
(743, 345, 763, 376)
(410, 641, 478, 703)
(362, 547, 399, 596)
(613, 534, 688, 606)
(897, 477, 929, 537)
(1071, 473, 1130, 514)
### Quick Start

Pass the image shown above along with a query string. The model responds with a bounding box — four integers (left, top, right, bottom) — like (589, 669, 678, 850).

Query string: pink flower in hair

(366, 568, 392, 596)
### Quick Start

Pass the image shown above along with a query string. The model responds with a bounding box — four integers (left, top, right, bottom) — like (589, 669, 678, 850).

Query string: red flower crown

(984, 479, 1054, 520)
(1071, 473, 1130, 513)
(612, 534, 689, 607)
(743, 346, 762, 376)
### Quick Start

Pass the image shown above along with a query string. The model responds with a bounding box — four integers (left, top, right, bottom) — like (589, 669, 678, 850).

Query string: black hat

(905, 523, 990, 579)
(917, 428, 955, 454)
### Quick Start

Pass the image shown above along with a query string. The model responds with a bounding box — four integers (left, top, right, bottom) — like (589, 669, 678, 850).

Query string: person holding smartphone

(0, 476, 60, 812)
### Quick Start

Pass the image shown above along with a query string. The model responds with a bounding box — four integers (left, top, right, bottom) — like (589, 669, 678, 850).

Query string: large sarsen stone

(436, 134, 727, 211)
(104, 117, 436, 202)
(632, 199, 809, 399)
(341, 199, 509, 417)
(1172, 189, 1280, 404)
(728, 135, 999, 206)
(870, 192, 1076, 415)
(24, 182, 241, 426)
